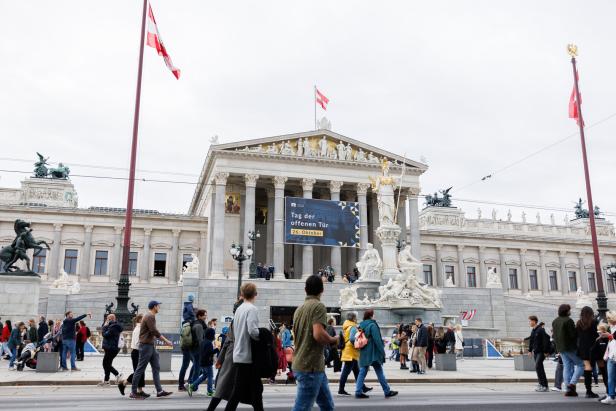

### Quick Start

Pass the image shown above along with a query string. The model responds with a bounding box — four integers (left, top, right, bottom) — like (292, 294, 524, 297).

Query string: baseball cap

(148, 300, 162, 310)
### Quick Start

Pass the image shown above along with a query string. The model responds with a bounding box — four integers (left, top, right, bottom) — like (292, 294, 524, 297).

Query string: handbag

(354, 330, 368, 349)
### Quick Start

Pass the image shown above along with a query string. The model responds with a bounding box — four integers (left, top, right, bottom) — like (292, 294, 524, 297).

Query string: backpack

(118, 333, 125, 349)
(337, 330, 345, 350)
(251, 328, 279, 378)
(180, 322, 193, 349)
(354, 330, 368, 349)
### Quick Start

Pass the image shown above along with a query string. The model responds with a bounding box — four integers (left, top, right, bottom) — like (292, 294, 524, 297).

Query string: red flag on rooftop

(569, 70, 583, 126)
(146, 4, 180, 79)
(315, 88, 329, 110)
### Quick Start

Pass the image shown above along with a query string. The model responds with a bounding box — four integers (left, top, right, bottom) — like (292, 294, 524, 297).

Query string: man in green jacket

(552, 304, 584, 397)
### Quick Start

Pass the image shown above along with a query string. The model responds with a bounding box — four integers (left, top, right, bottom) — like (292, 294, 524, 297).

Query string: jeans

(61, 339, 77, 369)
(534, 352, 548, 388)
(608, 358, 616, 398)
(192, 365, 214, 393)
(292, 371, 334, 411)
(190, 349, 201, 382)
(131, 343, 162, 395)
(8, 346, 17, 368)
(102, 348, 120, 381)
(561, 350, 584, 386)
(178, 348, 193, 387)
(339, 360, 368, 393)
(355, 362, 391, 395)
(126, 349, 145, 388)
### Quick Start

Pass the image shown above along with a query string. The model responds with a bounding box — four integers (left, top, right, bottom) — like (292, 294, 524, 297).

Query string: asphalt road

(0, 383, 605, 410)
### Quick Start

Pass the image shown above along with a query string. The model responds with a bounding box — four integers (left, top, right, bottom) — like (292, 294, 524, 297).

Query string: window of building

(423, 264, 433, 286)
(154, 253, 167, 277)
(509, 268, 518, 289)
(182, 254, 193, 271)
(587, 272, 597, 293)
(128, 252, 138, 276)
(94, 250, 109, 276)
(32, 249, 46, 274)
(608, 277, 616, 294)
(549, 270, 558, 291)
(63, 249, 78, 275)
(568, 271, 577, 292)
(445, 265, 455, 285)
(529, 269, 539, 290)
(466, 266, 477, 288)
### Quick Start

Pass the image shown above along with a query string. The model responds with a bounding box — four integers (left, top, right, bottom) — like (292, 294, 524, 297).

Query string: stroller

(16, 333, 52, 371)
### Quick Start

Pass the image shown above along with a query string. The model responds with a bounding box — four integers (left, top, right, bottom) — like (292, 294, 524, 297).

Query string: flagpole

(568, 44, 607, 320)
(115, 0, 148, 329)
(314, 85, 317, 130)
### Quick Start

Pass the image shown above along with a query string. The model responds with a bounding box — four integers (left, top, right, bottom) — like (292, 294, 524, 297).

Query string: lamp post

(248, 230, 261, 279)
(230, 242, 253, 299)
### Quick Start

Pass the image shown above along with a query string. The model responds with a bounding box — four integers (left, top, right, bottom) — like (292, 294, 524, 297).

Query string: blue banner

(285, 197, 360, 247)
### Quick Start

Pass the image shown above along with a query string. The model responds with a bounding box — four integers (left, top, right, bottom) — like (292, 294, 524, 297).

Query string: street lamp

(248, 230, 261, 278)
(230, 242, 253, 299)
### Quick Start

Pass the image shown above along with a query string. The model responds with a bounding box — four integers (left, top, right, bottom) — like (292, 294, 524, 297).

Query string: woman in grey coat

(206, 300, 242, 411)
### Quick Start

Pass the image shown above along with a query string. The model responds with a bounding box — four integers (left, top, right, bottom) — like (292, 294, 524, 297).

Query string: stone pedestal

(36, 352, 59, 373)
(353, 280, 381, 301)
(514, 354, 535, 371)
(21, 178, 78, 208)
(0, 274, 41, 323)
(435, 353, 457, 371)
(376, 224, 401, 281)
(47, 288, 70, 320)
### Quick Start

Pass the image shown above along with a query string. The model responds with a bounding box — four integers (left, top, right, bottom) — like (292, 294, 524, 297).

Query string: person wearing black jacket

(444, 325, 456, 354)
(528, 316, 549, 392)
(60, 311, 91, 371)
(187, 327, 216, 396)
(99, 314, 123, 386)
(414, 318, 428, 374)
(37, 316, 48, 343)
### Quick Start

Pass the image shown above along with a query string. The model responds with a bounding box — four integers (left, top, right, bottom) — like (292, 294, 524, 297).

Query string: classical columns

(266, 189, 274, 266)
(206, 187, 216, 274)
(357, 183, 370, 257)
(169, 229, 180, 283)
(210, 172, 229, 278)
(49, 223, 63, 279)
(519, 249, 528, 293)
(302, 178, 316, 278)
(457, 245, 465, 287)
(273, 176, 288, 277)
(397, 192, 407, 243)
(79, 225, 93, 281)
(539, 250, 548, 294)
(199, 231, 207, 279)
(578, 253, 587, 292)
(139, 228, 152, 282)
(112, 226, 123, 281)
(435, 244, 444, 287)
(329, 181, 343, 277)
(478, 246, 486, 288)
(499, 248, 508, 290)
(408, 194, 421, 260)
(559, 251, 568, 295)
(243, 174, 259, 276)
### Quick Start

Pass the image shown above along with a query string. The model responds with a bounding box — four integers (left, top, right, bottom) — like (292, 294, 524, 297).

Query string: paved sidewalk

(0, 354, 557, 386)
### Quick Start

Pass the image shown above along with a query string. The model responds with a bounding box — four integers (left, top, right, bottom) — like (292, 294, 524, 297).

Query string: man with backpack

(291, 275, 339, 411)
(528, 315, 550, 392)
(178, 309, 206, 391)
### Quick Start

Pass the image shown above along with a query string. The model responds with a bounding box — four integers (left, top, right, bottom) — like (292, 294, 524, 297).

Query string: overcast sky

(1, 1, 615, 224)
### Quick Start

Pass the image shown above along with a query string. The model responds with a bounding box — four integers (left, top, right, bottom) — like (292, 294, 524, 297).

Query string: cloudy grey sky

(1, 1, 615, 223)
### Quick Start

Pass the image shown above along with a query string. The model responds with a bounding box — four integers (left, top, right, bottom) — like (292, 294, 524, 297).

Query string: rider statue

(0, 219, 50, 274)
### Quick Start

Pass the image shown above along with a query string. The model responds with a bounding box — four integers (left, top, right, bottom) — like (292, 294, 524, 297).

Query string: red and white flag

(315, 88, 329, 110)
(460, 309, 477, 321)
(146, 4, 180, 80)
(569, 70, 583, 126)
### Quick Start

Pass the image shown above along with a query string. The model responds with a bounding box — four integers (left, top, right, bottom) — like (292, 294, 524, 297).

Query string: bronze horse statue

(0, 219, 50, 272)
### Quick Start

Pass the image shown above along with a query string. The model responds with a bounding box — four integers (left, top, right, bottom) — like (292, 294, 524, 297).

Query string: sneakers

(71, 367, 80, 372)
(59, 367, 68, 372)
(385, 391, 399, 398)
(550, 387, 562, 392)
(586, 391, 599, 399)
(115, 373, 124, 385)
(400, 365, 408, 370)
(185, 383, 193, 397)
(338, 391, 351, 396)
(97, 381, 110, 387)
(207, 391, 214, 397)
(140, 392, 151, 399)
(564, 385, 578, 397)
(156, 390, 173, 398)
(355, 393, 369, 399)
(118, 383, 126, 396)
(363, 386, 373, 393)
(601, 397, 616, 405)
(129, 392, 144, 400)
(178, 385, 186, 391)
(534, 386, 548, 392)
(8, 366, 15, 371)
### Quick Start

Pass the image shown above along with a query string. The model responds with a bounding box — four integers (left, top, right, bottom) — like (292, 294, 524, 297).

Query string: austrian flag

(146, 4, 180, 79)
(315, 88, 329, 110)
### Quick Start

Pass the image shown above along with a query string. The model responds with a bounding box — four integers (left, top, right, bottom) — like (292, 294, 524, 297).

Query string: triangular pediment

(211, 130, 427, 170)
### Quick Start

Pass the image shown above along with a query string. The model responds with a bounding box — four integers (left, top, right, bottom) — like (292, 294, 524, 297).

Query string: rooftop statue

(0, 219, 50, 274)
(33, 152, 49, 178)
(49, 162, 70, 179)
(425, 187, 452, 208)
(574, 198, 601, 219)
